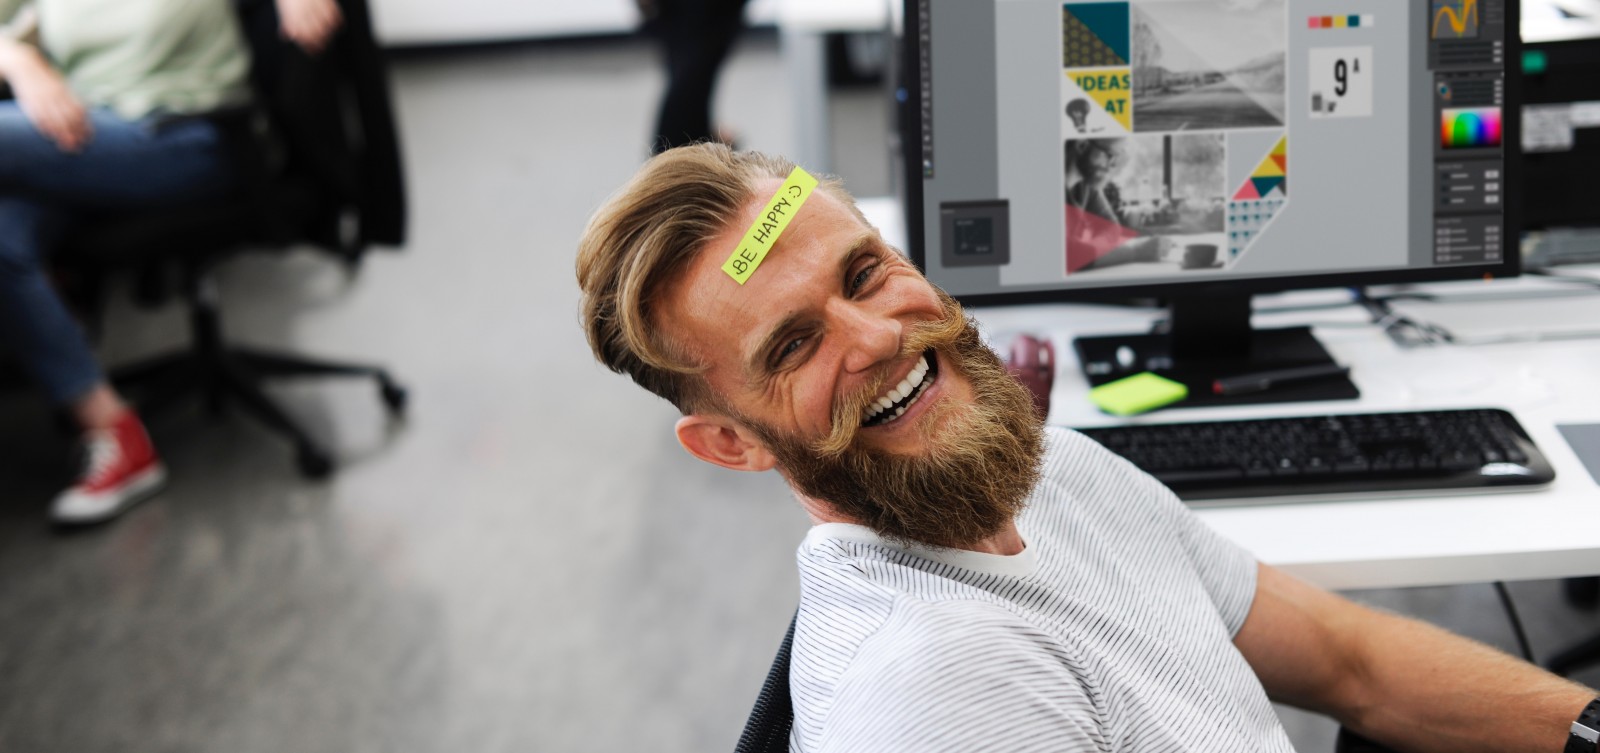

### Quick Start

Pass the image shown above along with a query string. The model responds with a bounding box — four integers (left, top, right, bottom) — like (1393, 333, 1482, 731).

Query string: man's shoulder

(795, 531, 1000, 617)
(848, 596, 1052, 662)
(797, 592, 1068, 686)
(1038, 425, 1148, 491)
(799, 596, 1077, 701)
(802, 596, 1103, 752)
(1027, 426, 1183, 535)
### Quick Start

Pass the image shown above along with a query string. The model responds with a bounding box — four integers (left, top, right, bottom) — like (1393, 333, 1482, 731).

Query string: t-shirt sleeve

(1166, 491, 1259, 636)
(815, 598, 1105, 753)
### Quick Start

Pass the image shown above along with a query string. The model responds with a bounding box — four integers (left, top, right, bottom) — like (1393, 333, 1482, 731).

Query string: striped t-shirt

(790, 427, 1295, 752)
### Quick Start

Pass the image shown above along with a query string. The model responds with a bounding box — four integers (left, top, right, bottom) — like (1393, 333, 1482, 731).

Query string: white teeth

(908, 357, 928, 384)
(861, 354, 936, 425)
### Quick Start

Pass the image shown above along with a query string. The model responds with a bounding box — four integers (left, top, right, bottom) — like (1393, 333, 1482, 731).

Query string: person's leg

(0, 196, 102, 407)
(0, 104, 230, 522)
(651, 3, 707, 153)
(0, 195, 159, 523)
(651, 0, 749, 153)
(0, 103, 237, 208)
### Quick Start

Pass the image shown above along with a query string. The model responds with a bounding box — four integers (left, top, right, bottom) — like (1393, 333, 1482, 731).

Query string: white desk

(968, 277, 1600, 591)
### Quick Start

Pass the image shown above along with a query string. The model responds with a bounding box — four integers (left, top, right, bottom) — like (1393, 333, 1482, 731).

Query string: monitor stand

(1071, 294, 1359, 409)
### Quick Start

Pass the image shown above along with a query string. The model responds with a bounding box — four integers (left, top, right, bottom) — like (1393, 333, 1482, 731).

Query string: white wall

(372, 0, 780, 47)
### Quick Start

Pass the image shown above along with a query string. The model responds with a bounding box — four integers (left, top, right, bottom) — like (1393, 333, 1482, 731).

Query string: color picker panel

(1440, 107, 1502, 149)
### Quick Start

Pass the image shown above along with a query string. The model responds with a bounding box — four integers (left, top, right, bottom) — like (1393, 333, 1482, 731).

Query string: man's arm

(1235, 562, 1594, 753)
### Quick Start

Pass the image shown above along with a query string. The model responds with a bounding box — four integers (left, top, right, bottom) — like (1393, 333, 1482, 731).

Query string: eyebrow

(743, 231, 880, 383)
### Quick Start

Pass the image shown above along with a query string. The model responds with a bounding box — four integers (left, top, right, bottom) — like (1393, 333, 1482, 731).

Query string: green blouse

(0, 0, 251, 120)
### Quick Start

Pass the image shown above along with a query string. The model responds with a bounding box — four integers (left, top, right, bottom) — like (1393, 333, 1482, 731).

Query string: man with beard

(575, 144, 1597, 752)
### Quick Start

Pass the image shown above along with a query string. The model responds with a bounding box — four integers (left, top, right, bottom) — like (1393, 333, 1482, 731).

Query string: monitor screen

(905, 0, 1519, 303)
(1521, 37, 1600, 233)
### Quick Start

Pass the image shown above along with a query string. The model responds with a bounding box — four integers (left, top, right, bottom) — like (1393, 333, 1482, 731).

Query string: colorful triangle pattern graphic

(1251, 177, 1284, 196)
(1228, 196, 1286, 260)
(1063, 3, 1130, 68)
(1232, 136, 1288, 200)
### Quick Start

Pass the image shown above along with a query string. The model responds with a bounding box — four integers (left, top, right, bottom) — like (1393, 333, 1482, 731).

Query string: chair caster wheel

(379, 381, 408, 414)
(297, 447, 333, 479)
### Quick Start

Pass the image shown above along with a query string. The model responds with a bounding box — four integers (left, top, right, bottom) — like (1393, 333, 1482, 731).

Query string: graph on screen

(1432, 0, 1481, 39)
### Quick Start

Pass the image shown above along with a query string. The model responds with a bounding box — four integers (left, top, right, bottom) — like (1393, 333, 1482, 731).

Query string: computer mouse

(1005, 333, 1054, 420)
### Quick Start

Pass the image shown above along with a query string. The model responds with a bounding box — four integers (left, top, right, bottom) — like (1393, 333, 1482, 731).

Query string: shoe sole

(52, 463, 169, 525)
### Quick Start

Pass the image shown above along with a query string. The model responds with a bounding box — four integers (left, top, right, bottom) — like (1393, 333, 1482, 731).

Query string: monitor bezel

(898, 0, 1523, 308)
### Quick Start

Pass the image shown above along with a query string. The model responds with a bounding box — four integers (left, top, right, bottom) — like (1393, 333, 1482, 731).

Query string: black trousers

(648, 0, 749, 154)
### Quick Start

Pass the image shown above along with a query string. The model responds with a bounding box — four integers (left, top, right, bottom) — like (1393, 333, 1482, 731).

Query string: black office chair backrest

(234, 0, 405, 251)
(735, 613, 797, 753)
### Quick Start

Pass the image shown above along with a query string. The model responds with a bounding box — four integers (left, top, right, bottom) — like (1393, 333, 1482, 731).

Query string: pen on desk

(1212, 364, 1351, 396)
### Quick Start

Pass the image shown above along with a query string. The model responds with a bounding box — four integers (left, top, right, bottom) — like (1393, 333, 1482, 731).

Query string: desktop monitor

(901, 0, 1522, 407)
(1521, 35, 1600, 233)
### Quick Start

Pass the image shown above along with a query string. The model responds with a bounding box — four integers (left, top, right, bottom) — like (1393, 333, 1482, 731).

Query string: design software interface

(916, 0, 1509, 296)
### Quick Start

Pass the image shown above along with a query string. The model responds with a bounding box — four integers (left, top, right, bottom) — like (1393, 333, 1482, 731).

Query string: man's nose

(830, 300, 901, 374)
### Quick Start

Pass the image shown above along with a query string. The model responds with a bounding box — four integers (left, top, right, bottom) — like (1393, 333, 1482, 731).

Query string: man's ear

(675, 414, 777, 472)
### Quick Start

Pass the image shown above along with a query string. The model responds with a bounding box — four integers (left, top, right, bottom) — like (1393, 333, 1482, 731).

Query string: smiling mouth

(861, 349, 939, 428)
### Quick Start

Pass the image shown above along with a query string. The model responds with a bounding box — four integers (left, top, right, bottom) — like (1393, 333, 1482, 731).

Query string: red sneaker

(51, 411, 168, 524)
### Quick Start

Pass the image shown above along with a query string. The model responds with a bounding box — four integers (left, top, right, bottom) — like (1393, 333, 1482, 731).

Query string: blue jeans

(0, 103, 238, 406)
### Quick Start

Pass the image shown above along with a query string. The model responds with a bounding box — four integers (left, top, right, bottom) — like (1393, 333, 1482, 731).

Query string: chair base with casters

(54, 0, 408, 481)
(105, 263, 405, 479)
(734, 613, 796, 753)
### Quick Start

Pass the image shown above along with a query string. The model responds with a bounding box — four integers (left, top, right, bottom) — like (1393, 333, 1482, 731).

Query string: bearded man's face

(663, 183, 1044, 549)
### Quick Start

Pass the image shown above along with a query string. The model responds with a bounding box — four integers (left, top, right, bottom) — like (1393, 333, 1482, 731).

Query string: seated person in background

(577, 143, 1598, 752)
(1065, 138, 1171, 270)
(0, 0, 341, 523)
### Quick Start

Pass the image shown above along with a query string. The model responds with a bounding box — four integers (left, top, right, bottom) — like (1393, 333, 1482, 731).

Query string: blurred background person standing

(640, 0, 748, 153)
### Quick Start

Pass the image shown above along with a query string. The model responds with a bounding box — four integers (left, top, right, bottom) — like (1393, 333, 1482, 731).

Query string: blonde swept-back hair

(576, 144, 860, 414)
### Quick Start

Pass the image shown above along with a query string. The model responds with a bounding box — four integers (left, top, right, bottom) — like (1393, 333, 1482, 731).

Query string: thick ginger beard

(742, 291, 1045, 550)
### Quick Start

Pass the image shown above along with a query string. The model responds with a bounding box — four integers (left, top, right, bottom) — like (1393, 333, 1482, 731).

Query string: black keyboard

(1076, 408, 1555, 505)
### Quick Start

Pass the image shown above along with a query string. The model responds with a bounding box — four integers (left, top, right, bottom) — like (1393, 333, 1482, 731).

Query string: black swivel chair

(735, 614, 798, 753)
(58, 0, 407, 478)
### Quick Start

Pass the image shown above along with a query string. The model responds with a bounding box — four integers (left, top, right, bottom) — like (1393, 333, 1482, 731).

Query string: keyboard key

(1152, 467, 1244, 485)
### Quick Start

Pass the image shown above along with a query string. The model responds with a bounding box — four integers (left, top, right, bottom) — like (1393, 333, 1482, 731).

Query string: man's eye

(777, 336, 808, 363)
(849, 263, 877, 294)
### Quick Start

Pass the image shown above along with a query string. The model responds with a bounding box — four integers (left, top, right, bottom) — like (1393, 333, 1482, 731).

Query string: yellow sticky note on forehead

(722, 167, 820, 285)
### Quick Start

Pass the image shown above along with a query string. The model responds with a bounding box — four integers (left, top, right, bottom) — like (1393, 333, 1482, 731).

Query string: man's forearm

(1238, 565, 1595, 753)
(1338, 609, 1592, 753)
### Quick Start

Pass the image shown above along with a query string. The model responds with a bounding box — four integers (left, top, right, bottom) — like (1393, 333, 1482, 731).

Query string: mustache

(809, 296, 969, 459)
